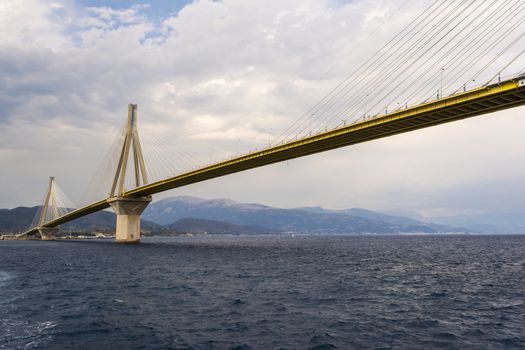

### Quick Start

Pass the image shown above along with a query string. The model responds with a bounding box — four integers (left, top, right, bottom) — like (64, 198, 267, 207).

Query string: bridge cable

(268, 0, 446, 146)
(327, 0, 495, 129)
(297, 0, 475, 136)
(364, 0, 524, 119)
(392, 0, 523, 107)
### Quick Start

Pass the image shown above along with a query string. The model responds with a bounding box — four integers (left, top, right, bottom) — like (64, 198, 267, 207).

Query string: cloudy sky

(1, 0, 525, 217)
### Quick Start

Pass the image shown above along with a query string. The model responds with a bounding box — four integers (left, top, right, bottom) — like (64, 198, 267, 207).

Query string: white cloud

(1, 0, 525, 219)
(0, 0, 69, 48)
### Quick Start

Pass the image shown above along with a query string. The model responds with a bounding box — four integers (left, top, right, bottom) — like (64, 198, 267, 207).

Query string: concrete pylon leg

(38, 227, 58, 241)
(108, 196, 151, 243)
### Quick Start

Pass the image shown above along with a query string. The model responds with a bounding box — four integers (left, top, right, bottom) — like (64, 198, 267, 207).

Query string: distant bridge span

(21, 75, 525, 238)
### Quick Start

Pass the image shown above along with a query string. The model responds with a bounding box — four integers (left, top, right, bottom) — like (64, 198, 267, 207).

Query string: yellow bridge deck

(22, 75, 525, 236)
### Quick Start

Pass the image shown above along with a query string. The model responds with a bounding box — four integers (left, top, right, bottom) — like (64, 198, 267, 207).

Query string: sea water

(1, 235, 524, 349)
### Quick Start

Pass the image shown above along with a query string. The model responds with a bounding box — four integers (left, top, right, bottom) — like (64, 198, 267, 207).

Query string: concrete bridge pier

(108, 196, 151, 243)
(38, 227, 58, 240)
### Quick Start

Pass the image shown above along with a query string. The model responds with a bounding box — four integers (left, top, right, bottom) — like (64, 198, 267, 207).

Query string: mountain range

(0, 207, 160, 234)
(2, 196, 524, 235)
(142, 196, 461, 234)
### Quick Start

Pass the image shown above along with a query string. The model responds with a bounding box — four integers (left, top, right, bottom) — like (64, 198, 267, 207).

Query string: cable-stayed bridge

(16, 0, 525, 242)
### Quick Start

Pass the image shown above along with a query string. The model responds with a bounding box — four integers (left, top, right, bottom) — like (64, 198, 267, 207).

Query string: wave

(0, 319, 57, 349)
(0, 271, 14, 287)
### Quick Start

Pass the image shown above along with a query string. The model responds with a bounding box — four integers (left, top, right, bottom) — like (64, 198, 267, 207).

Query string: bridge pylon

(108, 104, 151, 243)
(37, 176, 60, 240)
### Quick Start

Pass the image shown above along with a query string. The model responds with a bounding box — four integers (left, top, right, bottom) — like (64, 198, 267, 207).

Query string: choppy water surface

(1, 235, 524, 349)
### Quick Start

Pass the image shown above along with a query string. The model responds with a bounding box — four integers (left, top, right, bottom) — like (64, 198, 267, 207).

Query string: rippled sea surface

(1, 235, 525, 349)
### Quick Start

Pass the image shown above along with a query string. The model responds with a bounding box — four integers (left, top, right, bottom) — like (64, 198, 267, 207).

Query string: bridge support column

(38, 227, 58, 241)
(108, 196, 151, 243)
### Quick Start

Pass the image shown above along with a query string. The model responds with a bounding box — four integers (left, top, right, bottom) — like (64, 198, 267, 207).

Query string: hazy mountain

(0, 206, 161, 234)
(428, 213, 525, 234)
(0, 207, 36, 233)
(1, 197, 476, 235)
(378, 209, 425, 221)
(298, 207, 452, 232)
(143, 196, 463, 234)
(143, 196, 271, 226)
(169, 218, 277, 235)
